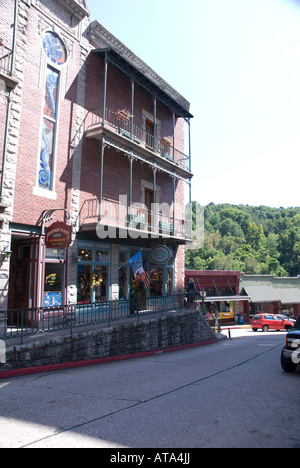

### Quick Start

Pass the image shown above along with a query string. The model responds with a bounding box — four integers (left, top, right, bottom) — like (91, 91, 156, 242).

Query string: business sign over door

(45, 221, 72, 249)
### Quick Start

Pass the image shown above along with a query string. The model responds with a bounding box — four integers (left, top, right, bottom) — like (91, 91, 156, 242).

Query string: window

(37, 32, 67, 192)
(146, 118, 155, 149)
(42, 32, 67, 66)
(77, 245, 110, 303)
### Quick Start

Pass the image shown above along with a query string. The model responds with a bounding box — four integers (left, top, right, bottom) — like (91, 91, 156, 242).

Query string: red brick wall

(11, 4, 82, 226)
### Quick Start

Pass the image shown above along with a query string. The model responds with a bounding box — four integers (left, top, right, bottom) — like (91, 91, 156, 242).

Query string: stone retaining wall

(1, 310, 216, 371)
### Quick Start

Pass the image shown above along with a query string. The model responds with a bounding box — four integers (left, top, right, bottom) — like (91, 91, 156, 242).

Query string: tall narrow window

(38, 32, 67, 191)
(39, 68, 59, 189)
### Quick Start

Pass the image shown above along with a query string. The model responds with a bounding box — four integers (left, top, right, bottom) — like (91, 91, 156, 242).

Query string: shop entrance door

(8, 238, 39, 311)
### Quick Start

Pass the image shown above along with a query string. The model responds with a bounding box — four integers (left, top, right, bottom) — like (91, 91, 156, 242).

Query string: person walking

(187, 278, 196, 306)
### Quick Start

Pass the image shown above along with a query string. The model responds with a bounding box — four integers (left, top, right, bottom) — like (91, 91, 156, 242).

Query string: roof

(186, 270, 240, 287)
(275, 288, 300, 304)
(242, 285, 300, 304)
(243, 285, 280, 303)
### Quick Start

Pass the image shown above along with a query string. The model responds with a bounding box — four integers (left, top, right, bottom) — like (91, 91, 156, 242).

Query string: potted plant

(161, 136, 172, 147)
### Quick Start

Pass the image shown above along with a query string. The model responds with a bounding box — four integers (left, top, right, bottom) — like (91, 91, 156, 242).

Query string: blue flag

(129, 251, 144, 279)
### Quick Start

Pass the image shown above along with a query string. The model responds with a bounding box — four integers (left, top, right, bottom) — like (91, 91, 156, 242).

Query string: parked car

(251, 313, 294, 332)
(277, 314, 296, 324)
(281, 316, 300, 373)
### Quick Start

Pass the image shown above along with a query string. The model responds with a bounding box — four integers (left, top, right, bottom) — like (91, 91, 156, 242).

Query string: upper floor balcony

(84, 106, 192, 177)
(0, 44, 18, 89)
(0, 44, 12, 75)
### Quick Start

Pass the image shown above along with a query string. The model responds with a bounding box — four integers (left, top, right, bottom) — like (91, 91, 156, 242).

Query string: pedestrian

(187, 278, 196, 306)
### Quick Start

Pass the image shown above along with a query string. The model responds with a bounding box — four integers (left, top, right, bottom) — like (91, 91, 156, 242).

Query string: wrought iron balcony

(0, 45, 12, 77)
(80, 197, 192, 241)
(84, 106, 191, 173)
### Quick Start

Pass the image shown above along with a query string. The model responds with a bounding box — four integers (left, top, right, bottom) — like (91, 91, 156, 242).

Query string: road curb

(0, 338, 218, 380)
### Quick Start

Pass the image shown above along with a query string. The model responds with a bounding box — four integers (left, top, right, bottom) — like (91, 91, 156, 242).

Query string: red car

(251, 313, 294, 332)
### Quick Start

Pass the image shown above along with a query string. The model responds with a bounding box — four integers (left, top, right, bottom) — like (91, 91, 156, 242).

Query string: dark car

(281, 316, 300, 373)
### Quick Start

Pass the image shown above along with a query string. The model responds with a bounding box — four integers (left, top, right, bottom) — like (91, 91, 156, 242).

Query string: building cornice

(55, 0, 90, 20)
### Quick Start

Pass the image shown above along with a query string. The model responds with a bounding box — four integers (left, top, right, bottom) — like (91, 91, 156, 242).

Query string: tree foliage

(186, 203, 300, 277)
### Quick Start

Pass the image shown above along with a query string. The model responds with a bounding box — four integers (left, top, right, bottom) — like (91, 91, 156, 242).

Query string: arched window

(42, 32, 67, 66)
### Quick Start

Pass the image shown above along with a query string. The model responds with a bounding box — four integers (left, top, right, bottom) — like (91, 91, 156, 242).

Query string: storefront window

(150, 268, 163, 296)
(78, 249, 93, 262)
(46, 248, 65, 260)
(44, 263, 64, 306)
(167, 267, 174, 295)
(96, 250, 110, 264)
(77, 245, 110, 303)
(119, 251, 129, 300)
(77, 265, 109, 303)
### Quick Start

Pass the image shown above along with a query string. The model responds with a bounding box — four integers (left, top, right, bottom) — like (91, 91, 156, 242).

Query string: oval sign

(150, 245, 171, 265)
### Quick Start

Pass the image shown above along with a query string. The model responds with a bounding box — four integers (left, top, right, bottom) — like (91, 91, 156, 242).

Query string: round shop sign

(150, 245, 172, 265)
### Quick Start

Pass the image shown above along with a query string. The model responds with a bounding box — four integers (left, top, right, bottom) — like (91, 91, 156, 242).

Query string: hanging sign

(45, 221, 72, 249)
(150, 245, 172, 265)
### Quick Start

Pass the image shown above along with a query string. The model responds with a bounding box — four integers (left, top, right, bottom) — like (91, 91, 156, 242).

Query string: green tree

(185, 202, 300, 276)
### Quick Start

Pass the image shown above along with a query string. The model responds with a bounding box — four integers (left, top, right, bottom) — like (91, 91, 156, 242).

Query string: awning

(242, 285, 280, 303)
(275, 288, 300, 304)
(202, 296, 250, 303)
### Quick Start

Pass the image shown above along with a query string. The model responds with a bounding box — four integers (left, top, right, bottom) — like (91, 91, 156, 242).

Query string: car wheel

(262, 325, 269, 332)
(252, 328, 258, 332)
(281, 350, 297, 373)
(285, 325, 292, 331)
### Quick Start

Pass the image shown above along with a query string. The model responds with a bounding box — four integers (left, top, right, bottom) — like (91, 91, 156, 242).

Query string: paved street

(0, 328, 299, 448)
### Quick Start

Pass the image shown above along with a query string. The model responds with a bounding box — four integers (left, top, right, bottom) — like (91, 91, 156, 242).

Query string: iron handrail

(0, 294, 188, 344)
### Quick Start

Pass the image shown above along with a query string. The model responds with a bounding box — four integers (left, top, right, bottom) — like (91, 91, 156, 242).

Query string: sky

(86, 0, 300, 208)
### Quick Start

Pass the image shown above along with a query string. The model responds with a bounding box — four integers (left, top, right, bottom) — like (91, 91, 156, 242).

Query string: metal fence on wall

(0, 294, 187, 344)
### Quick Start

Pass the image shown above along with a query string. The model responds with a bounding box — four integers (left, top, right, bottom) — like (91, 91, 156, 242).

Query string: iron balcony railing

(80, 196, 192, 240)
(0, 45, 12, 76)
(84, 106, 191, 172)
(0, 294, 187, 344)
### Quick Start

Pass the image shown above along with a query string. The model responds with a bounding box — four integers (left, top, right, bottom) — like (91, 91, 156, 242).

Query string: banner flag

(129, 251, 144, 279)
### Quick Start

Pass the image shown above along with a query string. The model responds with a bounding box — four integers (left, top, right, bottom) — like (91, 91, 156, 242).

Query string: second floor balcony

(80, 196, 192, 242)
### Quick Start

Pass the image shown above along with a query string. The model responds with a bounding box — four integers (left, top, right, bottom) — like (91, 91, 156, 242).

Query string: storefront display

(77, 244, 110, 304)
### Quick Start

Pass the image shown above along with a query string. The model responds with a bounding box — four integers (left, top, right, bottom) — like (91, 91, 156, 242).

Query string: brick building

(0, 0, 193, 320)
(240, 274, 300, 319)
(185, 270, 251, 323)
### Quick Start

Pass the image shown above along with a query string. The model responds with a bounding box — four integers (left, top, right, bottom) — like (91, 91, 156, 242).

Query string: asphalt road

(0, 328, 299, 448)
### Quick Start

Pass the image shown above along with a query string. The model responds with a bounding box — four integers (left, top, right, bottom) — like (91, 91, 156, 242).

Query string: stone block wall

(1, 310, 216, 371)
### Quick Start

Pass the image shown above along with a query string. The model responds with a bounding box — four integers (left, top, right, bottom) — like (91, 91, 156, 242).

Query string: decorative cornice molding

(55, 0, 90, 20)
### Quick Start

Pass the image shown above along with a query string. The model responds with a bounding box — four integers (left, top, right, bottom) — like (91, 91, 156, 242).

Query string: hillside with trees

(186, 203, 300, 277)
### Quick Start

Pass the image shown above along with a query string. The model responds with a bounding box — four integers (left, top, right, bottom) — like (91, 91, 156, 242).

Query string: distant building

(185, 270, 250, 323)
(240, 274, 300, 318)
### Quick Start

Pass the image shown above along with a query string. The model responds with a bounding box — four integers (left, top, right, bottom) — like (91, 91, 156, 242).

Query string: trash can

(238, 315, 244, 325)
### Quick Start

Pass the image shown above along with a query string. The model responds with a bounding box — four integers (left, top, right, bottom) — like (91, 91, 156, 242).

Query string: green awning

(243, 285, 280, 303)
